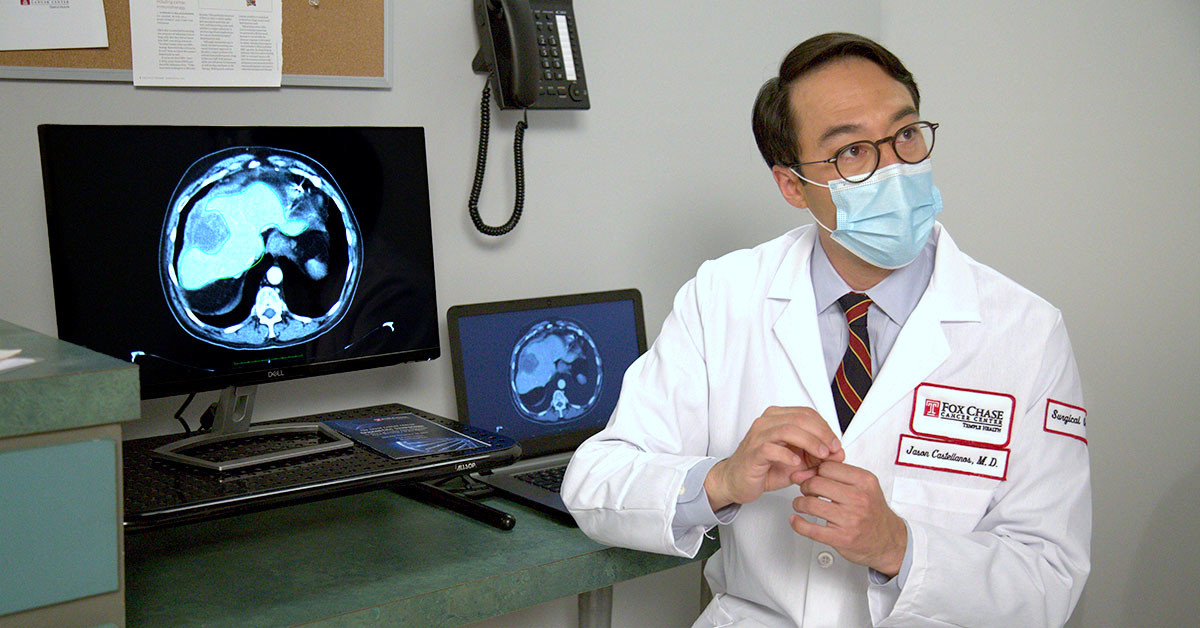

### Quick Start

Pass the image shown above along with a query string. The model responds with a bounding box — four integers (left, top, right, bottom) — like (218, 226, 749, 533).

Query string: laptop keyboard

(514, 465, 567, 492)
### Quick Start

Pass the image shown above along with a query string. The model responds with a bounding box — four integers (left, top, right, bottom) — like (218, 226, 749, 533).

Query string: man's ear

(771, 165, 809, 210)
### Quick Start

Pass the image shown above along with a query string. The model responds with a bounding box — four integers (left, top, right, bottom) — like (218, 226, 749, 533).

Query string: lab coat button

(816, 551, 834, 568)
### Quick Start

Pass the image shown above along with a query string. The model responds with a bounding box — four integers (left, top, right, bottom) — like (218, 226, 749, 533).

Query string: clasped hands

(703, 406, 907, 577)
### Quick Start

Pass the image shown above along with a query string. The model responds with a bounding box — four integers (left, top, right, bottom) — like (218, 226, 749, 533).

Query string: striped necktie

(832, 292, 873, 432)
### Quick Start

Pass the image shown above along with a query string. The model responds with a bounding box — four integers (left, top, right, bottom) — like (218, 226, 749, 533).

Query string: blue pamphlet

(324, 413, 488, 460)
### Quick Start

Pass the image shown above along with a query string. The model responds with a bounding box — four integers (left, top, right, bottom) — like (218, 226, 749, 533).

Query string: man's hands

(704, 406, 844, 512)
(702, 405, 907, 577)
(790, 461, 907, 577)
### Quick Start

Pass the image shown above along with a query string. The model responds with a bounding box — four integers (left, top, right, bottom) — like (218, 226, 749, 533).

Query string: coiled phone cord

(468, 81, 528, 236)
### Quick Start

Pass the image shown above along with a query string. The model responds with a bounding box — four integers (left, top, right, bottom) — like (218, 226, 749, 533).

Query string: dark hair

(751, 32, 920, 168)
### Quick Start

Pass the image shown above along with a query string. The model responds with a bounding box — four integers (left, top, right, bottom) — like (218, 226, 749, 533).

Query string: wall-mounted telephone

(472, 0, 590, 110)
(468, 0, 589, 236)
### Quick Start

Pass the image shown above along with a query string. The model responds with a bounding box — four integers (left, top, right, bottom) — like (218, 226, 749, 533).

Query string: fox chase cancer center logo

(911, 383, 1015, 447)
(924, 398, 1005, 427)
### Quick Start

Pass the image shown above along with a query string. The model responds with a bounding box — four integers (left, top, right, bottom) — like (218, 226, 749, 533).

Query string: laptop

(447, 289, 647, 523)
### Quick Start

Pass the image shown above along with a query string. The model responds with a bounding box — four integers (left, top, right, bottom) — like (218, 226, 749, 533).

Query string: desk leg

(578, 585, 613, 628)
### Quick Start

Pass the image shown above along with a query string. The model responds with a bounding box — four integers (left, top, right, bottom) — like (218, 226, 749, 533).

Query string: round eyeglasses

(792, 121, 939, 184)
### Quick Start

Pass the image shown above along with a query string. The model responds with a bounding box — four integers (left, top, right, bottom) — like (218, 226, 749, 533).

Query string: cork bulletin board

(0, 0, 390, 87)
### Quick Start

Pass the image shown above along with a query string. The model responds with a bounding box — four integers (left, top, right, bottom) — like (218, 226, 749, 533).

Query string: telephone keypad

(529, 4, 587, 107)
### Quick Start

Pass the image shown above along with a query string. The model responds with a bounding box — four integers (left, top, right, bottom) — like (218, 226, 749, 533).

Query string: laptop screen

(447, 290, 646, 458)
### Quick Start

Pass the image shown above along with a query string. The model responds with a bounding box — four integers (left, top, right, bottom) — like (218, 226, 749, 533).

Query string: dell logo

(267, 369, 285, 378)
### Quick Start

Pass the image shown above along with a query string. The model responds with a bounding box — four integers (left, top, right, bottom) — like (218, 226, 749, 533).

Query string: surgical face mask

(791, 161, 943, 269)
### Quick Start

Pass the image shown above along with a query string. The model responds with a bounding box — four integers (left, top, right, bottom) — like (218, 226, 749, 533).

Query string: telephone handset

(468, 0, 589, 236)
(472, 0, 590, 110)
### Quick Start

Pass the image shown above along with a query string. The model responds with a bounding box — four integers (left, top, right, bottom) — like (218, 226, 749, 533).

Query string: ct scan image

(159, 147, 362, 350)
(509, 318, 603, 424)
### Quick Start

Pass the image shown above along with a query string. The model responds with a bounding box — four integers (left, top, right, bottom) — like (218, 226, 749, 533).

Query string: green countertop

(0, 320, 140, 438)
(0, 319, 714, 625)
(126, 489, 717, 627)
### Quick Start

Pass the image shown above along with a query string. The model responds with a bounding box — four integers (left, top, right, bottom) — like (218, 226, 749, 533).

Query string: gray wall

(0, 2, 1195, 627)
(883, 4, 1200, 627)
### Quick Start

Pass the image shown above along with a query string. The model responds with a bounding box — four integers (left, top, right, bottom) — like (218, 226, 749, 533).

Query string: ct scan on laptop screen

(450, 291, 645, 448)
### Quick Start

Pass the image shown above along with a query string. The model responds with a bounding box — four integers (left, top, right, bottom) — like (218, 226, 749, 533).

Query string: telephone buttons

(569, 83, 587, 102)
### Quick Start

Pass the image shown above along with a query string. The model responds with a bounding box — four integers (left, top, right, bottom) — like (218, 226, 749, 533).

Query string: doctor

(563, 32, 1090, 627)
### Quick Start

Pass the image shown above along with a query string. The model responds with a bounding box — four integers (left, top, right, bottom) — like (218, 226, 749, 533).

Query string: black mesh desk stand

(123, 402, 521, 531)
(150, 385, 354, 472)
(397, 477, 517, 530)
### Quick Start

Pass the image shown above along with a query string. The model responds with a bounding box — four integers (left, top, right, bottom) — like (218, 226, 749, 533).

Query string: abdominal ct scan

(159, 147, 362, 350)
(509, 319, 603, 424)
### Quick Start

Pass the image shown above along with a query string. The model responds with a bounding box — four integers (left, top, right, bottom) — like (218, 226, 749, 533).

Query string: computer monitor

(38, 125, 439, 469)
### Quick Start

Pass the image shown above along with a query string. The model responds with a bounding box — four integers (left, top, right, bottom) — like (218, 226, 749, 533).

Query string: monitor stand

(150, 385, 354, 472)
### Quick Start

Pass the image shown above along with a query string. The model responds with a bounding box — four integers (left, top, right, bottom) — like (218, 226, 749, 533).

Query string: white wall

(1, 2, 1196, 627)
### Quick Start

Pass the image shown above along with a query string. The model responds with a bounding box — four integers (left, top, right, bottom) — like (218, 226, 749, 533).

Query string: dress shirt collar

(810, 233, 938, 327)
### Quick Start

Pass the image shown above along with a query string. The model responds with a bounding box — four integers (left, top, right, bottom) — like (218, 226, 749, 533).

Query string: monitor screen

(38, 125, 438, 399)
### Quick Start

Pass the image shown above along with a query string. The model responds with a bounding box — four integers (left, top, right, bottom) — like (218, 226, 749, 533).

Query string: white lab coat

(562, 224, 1090, 627)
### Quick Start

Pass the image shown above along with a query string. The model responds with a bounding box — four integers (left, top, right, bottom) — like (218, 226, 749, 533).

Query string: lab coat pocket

(889, 476, 993, 534)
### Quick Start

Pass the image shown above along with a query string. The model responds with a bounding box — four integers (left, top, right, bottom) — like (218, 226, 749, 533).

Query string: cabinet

(0, 320, 139, 628)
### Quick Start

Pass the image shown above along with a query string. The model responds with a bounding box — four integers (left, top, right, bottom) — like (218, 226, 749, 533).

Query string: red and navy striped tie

(832, 292, 873, 432)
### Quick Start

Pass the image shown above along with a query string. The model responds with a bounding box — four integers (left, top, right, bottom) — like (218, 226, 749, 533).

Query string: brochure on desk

(324, 413, 490, 460)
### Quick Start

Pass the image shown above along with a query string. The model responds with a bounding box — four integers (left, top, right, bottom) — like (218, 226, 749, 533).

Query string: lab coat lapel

(841, 226, 982, 444)
(768, 229, 840, 433)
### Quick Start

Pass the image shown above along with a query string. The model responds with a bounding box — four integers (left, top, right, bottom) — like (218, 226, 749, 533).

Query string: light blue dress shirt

(672, 232, 937, 588)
